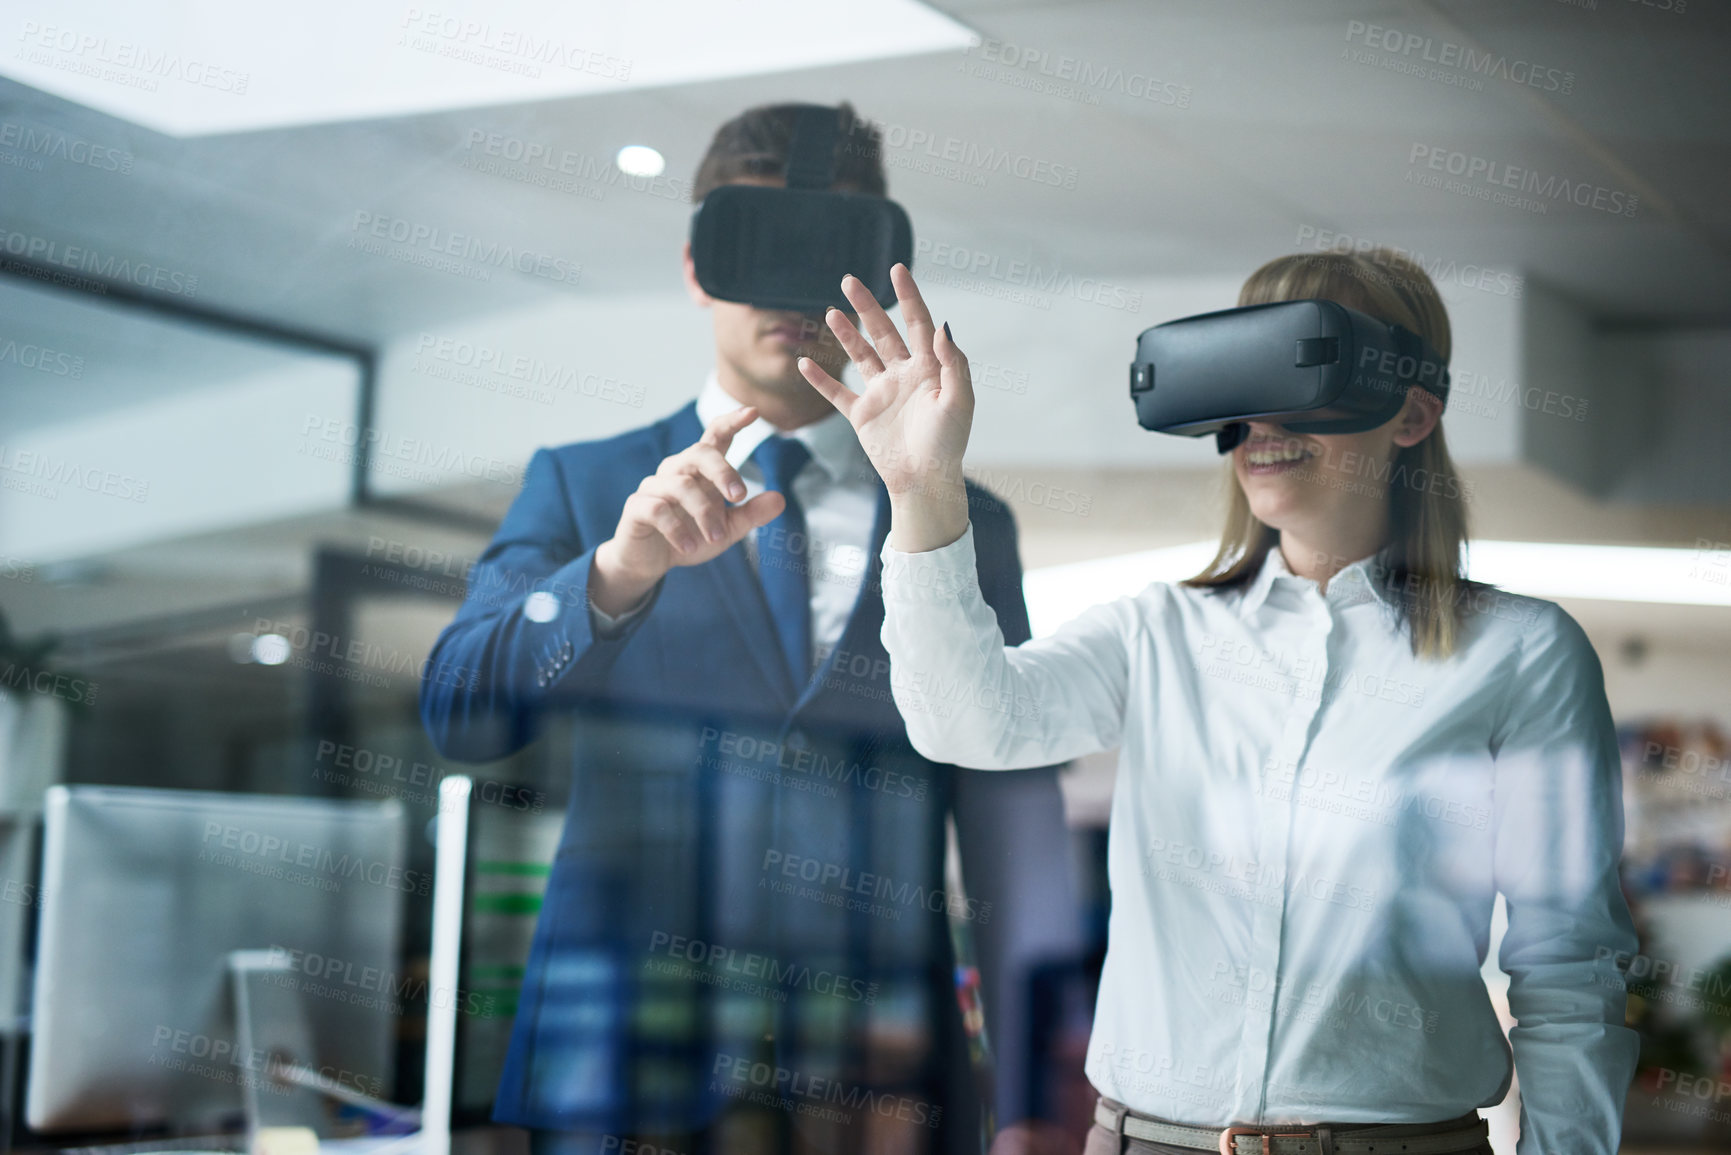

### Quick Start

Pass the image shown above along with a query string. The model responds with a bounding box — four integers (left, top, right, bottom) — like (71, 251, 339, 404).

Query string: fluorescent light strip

(1024, 540, 1731, 638)
(1023, 542, 1217, 639)
(1467, 541, 1731, 608)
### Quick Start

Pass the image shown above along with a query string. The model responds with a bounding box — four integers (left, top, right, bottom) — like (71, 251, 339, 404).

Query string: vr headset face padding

(1127, 299, 1450, 454)
(688, 104, 914, 313)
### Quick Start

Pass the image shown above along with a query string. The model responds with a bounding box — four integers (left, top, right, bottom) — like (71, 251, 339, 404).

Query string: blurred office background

(2, 0, 1730, 1152)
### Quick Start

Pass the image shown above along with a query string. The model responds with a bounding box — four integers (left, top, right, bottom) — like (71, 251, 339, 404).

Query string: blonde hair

(1183, 249, 1470, 659)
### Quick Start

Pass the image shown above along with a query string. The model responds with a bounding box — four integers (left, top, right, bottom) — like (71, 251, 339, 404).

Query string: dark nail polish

(943, 322, 952, 342)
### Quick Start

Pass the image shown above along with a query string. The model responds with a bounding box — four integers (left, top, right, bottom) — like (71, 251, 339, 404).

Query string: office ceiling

(0, 0, 1727, 355)
(3, 0, 1730, 684)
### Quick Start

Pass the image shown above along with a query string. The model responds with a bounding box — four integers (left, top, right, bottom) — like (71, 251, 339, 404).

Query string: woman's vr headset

(689, 104, 914, 314)
(1128, 299, 1451, 453)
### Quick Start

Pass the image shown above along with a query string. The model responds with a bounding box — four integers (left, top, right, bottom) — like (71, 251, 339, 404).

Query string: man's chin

(747, 361, 823, 397)
(761, 340, 824, 363)
(756, 351, 841, 386)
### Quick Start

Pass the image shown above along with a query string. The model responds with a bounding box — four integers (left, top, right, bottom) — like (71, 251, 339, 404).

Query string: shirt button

(785, 729, 807, 751)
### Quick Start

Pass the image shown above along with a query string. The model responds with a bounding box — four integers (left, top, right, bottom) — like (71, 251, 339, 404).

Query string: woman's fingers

(933, 319, 974, 407)
(889, 264, 936, 352)
(841, 274, 910, 363)
(797, 356, 856, 420)
(824, 307, 885, 379)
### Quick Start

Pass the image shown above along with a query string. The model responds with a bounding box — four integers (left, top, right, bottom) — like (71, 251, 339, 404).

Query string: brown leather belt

(1093, 1098, 1489, 1155)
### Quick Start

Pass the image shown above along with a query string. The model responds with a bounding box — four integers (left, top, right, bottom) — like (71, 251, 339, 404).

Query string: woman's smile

(1241, 436, 1318, 475)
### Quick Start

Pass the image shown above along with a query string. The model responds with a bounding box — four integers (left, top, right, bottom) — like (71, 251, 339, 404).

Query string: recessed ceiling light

(2, 0, 976, 136)
(615, 145, 664, 177)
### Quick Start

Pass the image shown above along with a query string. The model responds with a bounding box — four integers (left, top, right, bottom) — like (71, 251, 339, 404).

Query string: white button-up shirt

(878, 527, 1638, 1153)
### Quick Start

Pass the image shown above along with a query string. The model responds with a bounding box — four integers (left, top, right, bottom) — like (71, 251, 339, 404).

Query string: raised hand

(798, 264, 975, 552)
(590, 406, 785, 614)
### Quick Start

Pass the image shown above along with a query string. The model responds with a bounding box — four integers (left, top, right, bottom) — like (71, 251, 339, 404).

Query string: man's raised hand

(590, 406, 784, 614)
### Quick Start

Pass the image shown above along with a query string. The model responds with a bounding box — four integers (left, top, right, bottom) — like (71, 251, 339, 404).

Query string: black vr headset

(1128, 298, 1451, 453)
(689, 104, 914, 314)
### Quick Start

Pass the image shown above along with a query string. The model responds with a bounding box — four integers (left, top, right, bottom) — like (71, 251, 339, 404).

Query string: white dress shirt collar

(1237, 541, 1396, 619)
(695, 371, 868, 483)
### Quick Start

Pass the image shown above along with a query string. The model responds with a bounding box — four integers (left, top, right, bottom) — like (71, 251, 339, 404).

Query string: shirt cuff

(879, 523, 983, 603)
(587, 582, 660, 638)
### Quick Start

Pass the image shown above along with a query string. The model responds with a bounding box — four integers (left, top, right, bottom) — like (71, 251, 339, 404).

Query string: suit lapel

(791, 484, 892, 717)
(709, 542, 799, 704)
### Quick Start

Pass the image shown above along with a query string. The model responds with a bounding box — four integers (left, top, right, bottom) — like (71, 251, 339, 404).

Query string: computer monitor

(26, 786, 408, 1136)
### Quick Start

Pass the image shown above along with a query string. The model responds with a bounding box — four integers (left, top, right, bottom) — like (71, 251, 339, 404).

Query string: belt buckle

(1218, 1125, 1314, 1155)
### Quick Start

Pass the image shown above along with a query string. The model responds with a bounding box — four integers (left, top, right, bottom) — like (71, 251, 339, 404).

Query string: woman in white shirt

(795, 249, 1638, 1155)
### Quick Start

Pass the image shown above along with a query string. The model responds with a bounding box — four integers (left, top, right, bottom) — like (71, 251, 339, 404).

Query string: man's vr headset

(689, 104, 914, 314)
(1128, 299, 1451, 453)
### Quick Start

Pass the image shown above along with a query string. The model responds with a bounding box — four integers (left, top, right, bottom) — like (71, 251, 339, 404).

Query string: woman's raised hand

(797, 264, 975, 551)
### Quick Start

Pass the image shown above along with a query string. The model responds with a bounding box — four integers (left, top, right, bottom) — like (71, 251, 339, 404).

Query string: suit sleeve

(1490, 603, 1640, 1155)
(419, 447, 656, 763)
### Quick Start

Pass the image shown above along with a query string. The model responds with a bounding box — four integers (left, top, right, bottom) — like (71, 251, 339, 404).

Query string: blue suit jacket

(421, 401, 1050, 1142)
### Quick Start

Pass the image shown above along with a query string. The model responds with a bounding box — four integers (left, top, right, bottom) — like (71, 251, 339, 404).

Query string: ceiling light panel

(4, 0, 975, 136)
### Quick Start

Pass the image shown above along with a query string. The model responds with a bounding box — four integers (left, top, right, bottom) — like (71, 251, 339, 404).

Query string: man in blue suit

(421, 102, 1078, 1155)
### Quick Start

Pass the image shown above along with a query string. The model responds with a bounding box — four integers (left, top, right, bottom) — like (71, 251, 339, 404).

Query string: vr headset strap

(1390, 323, 1451, 401)
(784, 105, 840, 191)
